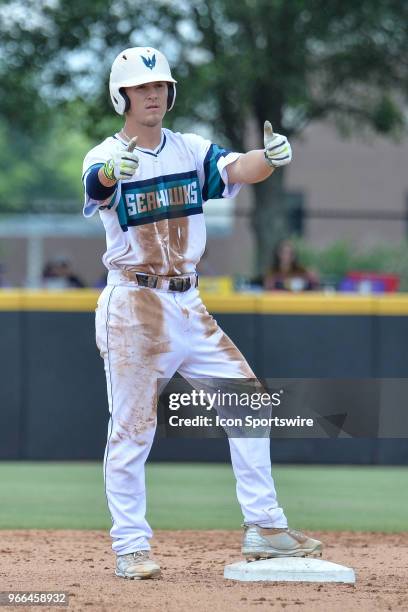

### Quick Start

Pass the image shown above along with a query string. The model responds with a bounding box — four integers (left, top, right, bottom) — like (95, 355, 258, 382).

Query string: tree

(161, 0, 408, 271)
(0, 0, 407, 270)
(0, 118, 91, 211)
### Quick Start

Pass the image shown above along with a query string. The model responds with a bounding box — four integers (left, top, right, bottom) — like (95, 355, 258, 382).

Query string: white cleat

(115, 550, 161, 580)
(242, 526, 323, 561)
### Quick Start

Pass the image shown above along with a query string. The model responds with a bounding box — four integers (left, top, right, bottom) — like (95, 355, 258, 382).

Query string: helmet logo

(141, 54, 156, 70)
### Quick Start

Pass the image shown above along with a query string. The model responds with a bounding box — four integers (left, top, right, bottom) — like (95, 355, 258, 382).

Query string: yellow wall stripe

(0, 290, 23, 310)
(1, 289, 408, 315)
(374, 295, 408, 315)
(22, 290, 100, 312)
(200, 294, 258, 313)
(0, 290, 100, 312)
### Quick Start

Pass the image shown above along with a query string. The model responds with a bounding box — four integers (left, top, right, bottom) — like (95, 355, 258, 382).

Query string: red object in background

(347, 271, 400, 292)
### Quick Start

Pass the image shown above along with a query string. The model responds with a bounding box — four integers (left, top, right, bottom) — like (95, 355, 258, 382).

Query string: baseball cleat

(242, 525, 323, 561)
(115, 550, 161, 579)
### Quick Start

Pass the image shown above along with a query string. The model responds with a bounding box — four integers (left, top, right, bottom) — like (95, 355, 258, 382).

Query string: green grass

(0, 463, 407, 531)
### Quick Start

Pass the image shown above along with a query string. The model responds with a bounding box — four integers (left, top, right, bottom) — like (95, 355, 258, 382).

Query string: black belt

(134, 273, 198, 292)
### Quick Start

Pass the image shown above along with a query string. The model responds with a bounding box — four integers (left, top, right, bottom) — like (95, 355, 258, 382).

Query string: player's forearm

(85, 166, 117, 201)
(226, 150, 275, 184)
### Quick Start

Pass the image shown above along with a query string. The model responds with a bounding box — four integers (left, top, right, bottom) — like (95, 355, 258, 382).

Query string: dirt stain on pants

(102, 287, 172, 442)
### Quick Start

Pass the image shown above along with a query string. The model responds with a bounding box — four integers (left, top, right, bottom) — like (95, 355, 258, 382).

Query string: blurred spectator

(264, 240, 319, 291)
(338, 271, 400, 294)
(42, 257, 85, 289)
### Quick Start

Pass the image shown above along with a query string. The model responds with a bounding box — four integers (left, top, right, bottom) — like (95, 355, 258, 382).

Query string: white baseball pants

(96, 272, 287, 555)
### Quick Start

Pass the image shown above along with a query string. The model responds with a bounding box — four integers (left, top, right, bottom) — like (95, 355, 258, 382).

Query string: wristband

(102, 159, 116, 181)
(86, 165, 117, 200)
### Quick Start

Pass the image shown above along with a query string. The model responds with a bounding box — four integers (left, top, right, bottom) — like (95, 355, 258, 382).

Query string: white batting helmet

(109, 47, 177, 115)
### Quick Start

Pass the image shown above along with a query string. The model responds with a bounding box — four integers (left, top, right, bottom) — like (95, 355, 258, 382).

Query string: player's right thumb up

(120, 139, 140, 179)
(126, 136, 138, 152)
(115, 142, 140, 180)
(102, 144, 140, 182)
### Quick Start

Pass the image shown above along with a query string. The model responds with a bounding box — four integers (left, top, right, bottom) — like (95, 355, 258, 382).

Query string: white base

(224, 557, 356, 583)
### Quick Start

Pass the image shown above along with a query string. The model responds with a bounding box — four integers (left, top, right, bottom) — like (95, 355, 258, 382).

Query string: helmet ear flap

(167, 83, 176, 111)
(119, 88, 131, 113)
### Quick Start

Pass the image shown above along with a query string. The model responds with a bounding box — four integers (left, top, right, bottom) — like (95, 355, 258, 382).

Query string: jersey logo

(118, 171, 203, 229)
(141, 54, 156, 70)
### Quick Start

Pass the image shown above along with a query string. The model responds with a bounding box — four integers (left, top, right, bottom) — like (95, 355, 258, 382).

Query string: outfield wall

(1, 290, 408, 464)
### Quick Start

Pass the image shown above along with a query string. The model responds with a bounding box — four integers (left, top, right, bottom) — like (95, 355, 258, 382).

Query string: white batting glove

(264, 121, 292, 168)
(102, 137, 139, 181)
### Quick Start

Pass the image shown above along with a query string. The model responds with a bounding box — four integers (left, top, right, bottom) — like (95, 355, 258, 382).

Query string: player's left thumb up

(263, 123, 293, 168)
(263, 120, 276, 147)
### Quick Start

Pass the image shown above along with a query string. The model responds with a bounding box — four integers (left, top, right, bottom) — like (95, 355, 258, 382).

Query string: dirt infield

(0, 530, 407, 611)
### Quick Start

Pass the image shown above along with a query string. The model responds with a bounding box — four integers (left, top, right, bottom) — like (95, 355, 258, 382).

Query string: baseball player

(82, 46, 322, 580)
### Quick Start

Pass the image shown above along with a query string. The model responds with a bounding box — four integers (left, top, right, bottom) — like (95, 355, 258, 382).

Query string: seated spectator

(42, 257, 85, 289)
(264, 240, 319, 291)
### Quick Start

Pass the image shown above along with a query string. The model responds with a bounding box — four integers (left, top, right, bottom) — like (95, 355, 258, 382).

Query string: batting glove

(102, 137, 139, 181)
(264, 121, 292, 168)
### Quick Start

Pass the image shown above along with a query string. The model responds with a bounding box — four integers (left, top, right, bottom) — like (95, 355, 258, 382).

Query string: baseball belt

(107, 270, 198, 292)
